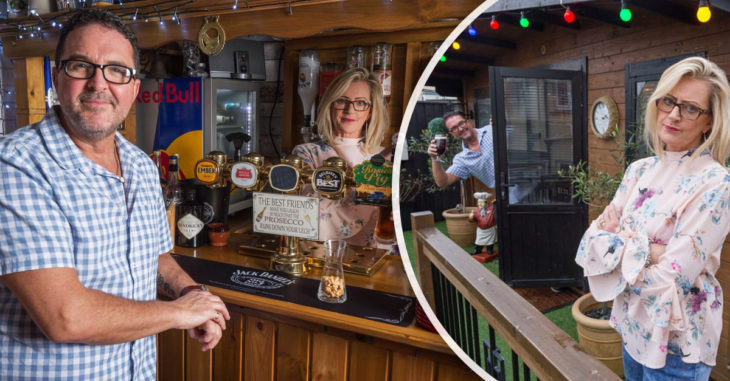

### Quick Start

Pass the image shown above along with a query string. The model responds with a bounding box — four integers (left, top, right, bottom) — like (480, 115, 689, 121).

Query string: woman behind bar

(575, 56, 730, 380)
(293, 67, 389, 247)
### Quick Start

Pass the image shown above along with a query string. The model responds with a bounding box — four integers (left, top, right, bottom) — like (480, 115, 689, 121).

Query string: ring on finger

(214, 312, 220, 320)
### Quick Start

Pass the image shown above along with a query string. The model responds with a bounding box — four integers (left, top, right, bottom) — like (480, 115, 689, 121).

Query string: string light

(132, 8, 138, 21)
(439, 55, 446, 62)
(519, 11, 530, 28)
(452, 41, 461, 50)
(467, 24, 476, 36)
(233, 0, 238, 10)
(620, 0, 632, 22)
(172, 7, 177, 21)
(697, 0, 711, 23)
(489, 15, 499, 30)
(563, 6, 575, 23)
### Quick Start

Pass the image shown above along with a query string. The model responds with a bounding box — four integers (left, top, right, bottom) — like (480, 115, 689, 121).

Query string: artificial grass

(401, 222, 578, 379)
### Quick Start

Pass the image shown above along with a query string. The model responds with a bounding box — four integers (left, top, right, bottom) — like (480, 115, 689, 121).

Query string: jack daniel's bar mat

(172, 254, 415, 327)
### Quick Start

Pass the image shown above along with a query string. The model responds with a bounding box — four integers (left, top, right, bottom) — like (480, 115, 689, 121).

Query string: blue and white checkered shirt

(0, 107, 173, 380)
(447, 125, 495, 188)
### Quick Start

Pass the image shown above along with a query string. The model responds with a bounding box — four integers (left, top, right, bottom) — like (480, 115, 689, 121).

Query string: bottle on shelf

(152, 150, 167, 190)
(175, 187, 206, 248)
(165, 154, 182, 208)
(371, 42, 392, 104)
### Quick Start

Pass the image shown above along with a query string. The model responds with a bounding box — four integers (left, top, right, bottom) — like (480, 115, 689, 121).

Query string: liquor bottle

(371, 42, 392, 103)
(165, 154, 182, 208)
(152, 150, 167, 190)
(176, 187, 206, 248)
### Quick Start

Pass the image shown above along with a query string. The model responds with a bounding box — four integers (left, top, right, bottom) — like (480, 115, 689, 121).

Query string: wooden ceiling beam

(568, 3, 631, 28)
(630, 0, 699, 25)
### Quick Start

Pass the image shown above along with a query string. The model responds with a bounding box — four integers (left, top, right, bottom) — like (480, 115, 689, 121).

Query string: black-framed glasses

(332, 98, 371, 111)
(655, 96, 711, 121)
(448, 119, 468, 133)
(61, 59, 136, 85)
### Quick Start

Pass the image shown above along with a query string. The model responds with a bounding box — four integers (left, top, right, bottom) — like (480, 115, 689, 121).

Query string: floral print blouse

(576, 149, 730, 369)
(293, 137, 378, 247)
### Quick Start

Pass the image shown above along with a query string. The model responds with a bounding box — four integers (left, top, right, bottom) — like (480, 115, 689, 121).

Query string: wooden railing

(410, 211, 621, 381)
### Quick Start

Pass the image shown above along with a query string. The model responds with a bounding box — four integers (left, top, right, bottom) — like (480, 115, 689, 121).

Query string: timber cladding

(157, 304, 481, 381)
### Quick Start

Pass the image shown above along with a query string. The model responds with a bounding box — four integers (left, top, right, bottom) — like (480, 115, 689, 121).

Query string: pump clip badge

(198, 16, 226, 56)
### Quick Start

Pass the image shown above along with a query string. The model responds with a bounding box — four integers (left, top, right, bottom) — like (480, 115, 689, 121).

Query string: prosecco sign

(253, 193, 319, 240)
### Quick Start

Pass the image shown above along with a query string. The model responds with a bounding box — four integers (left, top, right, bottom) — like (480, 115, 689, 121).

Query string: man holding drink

(427, 111, 495, 189)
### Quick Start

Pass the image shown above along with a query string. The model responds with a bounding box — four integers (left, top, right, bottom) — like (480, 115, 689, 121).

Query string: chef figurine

(468, 192, 498, 262)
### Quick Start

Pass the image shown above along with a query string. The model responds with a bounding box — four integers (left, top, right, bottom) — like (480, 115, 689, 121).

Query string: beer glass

(435, 134, 447, 156)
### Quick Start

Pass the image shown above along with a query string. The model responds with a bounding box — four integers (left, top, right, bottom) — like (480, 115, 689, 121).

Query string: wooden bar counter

(157, 233, 481, 381)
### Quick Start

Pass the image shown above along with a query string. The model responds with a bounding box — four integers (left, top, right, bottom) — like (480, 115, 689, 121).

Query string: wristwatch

(180, 284, 209, 297)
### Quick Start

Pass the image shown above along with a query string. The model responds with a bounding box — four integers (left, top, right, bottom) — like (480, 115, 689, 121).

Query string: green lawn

(402, 222, 577, 379)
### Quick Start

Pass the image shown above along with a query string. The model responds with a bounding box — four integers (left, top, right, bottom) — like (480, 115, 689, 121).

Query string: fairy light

(233, 0, 238, 10)
(489, 15, 499, 30)
(132, 8, 138, 21)
(452, 41, 461, 50)
(467, 24, 477, 36)
(563, 6, 575, 23)
(697, 0, 711, 23)
(519, 11, 530, 28)
(620, 0, 632, 22)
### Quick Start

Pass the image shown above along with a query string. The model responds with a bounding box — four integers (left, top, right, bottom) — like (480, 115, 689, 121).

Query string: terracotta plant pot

(441, 207, 477, 247)
(207, 222, 230, 247)
(571, 293, 624, 377)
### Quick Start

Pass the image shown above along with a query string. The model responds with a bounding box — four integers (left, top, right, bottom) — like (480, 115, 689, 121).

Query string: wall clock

(590, 96, 619, 139)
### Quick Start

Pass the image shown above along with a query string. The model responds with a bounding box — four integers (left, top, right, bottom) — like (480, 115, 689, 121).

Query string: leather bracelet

(179, 284, 208, 298)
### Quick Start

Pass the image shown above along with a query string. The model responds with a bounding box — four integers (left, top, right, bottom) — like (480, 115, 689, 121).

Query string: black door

(489, 66, 586, 287)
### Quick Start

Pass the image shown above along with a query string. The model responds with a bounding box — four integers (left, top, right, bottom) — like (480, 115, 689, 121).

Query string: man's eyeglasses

(61, 59, 136, 85)
(332, 98, 371, 111)
(655, 96, 711, 121)
(448, 119, 468, 133)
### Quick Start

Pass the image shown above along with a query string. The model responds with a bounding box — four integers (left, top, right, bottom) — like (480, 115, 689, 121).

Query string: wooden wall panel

(392, 351, 435, 381)
(158, 329, 185, 381)
(214, 308, 244, 381)
(311, 332, 349, 381)
(186, 333, 213, 381)
(244, 317, 276, 381)
(275, 323, 311, 381)
(436, 363, 482, 381)
(349, 340, 390, 381)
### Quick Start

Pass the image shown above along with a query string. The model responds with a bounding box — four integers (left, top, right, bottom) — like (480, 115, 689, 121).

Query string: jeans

(623, 345, 713, 381)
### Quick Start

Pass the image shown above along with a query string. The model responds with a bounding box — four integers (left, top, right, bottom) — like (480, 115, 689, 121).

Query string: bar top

(172, 233, 453, 354)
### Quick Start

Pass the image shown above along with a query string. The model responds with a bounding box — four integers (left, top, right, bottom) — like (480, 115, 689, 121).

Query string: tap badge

(231, 162, 257, 188)
(314, 169, 342, 193)
(195, 160, 218, 184)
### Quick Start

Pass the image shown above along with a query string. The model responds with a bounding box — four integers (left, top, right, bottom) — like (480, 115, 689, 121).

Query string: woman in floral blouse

(293, 68, 389, 247)
(576, 57, 730, 380)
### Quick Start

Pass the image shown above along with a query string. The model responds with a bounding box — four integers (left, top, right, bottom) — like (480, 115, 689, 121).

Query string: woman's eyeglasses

(332, 98, 371, 111)
(655, 96, 711, 121)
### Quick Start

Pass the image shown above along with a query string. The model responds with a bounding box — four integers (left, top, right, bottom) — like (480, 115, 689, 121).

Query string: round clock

(590, 96, 619, 139)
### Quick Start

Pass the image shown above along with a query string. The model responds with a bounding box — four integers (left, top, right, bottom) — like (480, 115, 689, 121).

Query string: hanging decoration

(198, 15, 226, 56)
(697, 0, 711, 23)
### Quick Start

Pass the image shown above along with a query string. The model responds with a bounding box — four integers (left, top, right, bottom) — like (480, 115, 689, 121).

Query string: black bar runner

(172, 254, 416, 327)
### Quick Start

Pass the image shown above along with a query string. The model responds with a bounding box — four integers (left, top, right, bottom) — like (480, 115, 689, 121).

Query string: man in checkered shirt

(0, 9, 230, 380)
(427, 111, 495, 190)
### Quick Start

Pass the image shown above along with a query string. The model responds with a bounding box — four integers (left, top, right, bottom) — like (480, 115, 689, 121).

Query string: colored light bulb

(439, 55, 446, 62)
(563, 8, 575, 23)
(490, 15, 499, 30)
(620, 1, 632, 22)
(697, 5, 711, 23)
(467, 25, 477, 36)
(520, 12, 529, 28)
(452, 42, 461, 50)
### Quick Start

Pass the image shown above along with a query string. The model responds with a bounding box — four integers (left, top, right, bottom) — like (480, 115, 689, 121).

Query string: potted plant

(404, 125, 476, 246)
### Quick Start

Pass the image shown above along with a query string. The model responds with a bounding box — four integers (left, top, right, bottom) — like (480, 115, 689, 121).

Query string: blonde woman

(576, 56, 730, 380)
(293, 67, 389, 246)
